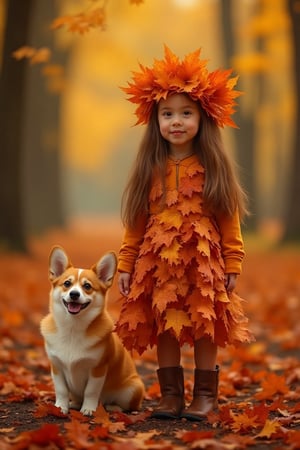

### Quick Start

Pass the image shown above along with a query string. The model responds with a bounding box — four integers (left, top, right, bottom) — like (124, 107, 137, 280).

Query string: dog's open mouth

(63, 300, 91, 314)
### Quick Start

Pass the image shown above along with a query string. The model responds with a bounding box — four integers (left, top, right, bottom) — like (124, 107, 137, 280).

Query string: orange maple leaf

(12, 46, 35, 60)
(150, 228, 179, 252)
(64, 420, 91, 448)
(12, 46, 51, 65)
(193, 217, 212, 239)
(30, 48, 51, 64)
(153, 284, 178, 313)
(34, 402, 67, 418)
(230, 412, 260, 432)
(134, 252, 156, 282)
(179, 175, 202, 197)
(165, 189, 178, 206)
(149, 182, 163, 202)
(178, 194, 201, 215)
(196, 298, 217, 320)
(164, 309, 191, 338)
(176, 430, 214, 442)
(255, 372, 289, 400)
(186, 160, 205, 177)
(11, 424, 65, 448)
(51, 8, 106, 34)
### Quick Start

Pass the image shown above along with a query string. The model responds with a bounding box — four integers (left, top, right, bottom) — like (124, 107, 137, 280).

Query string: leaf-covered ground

(0, 218, 299, 449)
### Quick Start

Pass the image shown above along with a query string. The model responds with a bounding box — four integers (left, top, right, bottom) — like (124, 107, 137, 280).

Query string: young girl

(116, 46, 254, 421)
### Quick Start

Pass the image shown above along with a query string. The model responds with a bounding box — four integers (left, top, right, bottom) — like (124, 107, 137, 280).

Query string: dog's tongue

(67, 302, 82, 314)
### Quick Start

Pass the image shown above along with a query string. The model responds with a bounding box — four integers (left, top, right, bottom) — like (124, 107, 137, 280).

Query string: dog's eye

(64, 280, 72, 288)
(83, 282, 92, 290)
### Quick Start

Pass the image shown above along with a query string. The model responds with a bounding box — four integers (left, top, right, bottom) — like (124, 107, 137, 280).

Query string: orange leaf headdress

(122, 45, 242, 128)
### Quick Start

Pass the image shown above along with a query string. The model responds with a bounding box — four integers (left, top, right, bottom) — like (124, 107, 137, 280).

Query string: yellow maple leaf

(158, 209, 183, 230)
(165, 309, 191, 338)
(160, 238, 181, 264)
(197, 237, 210, 257)
(256, 419, 281, 438)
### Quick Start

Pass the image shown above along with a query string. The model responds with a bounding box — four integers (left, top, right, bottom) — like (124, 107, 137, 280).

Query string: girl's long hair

(121, 102, 248, 229)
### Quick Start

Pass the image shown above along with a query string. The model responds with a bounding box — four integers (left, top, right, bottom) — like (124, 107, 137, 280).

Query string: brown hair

(121, 101, 248, 229)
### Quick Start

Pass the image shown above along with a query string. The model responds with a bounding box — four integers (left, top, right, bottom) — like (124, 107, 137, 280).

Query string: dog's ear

(49, 246, 72, 281)
(93, 252, 117, 288)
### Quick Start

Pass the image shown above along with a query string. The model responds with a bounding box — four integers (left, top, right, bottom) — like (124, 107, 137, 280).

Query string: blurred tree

(22, 0, 65, 236)
(220, 0, 257, 230)
(0, 0, 31, 251)
(283, 0, 300, 240)
(0, 0, 65, 252)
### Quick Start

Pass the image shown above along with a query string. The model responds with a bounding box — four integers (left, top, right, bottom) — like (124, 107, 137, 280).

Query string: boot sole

(151, 411, 181, 420)
(181, 412, 205, 421)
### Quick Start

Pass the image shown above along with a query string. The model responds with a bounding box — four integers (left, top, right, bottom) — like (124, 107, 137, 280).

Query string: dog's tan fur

(40, 246, 144, 416)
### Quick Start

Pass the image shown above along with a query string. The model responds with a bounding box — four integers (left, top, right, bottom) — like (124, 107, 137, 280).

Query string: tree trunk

(22, 0, 65, 235)
(0, 0, 32, 251)
(282, 0, 300, 241)
(219, 0, 257, 229)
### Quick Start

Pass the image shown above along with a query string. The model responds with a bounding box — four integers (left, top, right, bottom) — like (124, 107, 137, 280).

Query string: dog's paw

(80, 407, 95, 416)
(55, 402, 69, 415)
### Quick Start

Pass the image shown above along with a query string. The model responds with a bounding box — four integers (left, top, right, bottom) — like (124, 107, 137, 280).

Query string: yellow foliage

(232, 53, 270, 74)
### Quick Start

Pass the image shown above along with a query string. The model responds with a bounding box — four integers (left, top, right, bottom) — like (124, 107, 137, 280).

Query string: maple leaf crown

(122, 45, 242, 128)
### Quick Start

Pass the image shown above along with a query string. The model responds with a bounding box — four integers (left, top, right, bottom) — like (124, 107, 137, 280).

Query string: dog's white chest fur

(45, 324, 104, 396)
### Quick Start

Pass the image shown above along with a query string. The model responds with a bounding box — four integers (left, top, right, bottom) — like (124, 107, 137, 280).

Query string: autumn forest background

(0, 0, 300, 449)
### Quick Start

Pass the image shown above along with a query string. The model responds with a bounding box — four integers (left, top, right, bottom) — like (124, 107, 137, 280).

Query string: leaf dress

(116, 154, 254, 355)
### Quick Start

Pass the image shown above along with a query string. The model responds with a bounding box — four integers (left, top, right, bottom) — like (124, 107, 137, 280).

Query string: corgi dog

(40, 246, 144, 416)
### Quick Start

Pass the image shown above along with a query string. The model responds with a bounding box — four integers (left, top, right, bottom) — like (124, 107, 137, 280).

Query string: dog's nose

(69, 290, 80, 301)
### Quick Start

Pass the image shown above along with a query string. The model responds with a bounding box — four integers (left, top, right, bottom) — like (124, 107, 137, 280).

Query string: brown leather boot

(151, 366, 185, 419)
(181, 366, 219, 421)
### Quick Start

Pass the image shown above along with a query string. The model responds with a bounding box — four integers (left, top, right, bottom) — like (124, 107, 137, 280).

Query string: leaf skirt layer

(116, 212, 254, 355)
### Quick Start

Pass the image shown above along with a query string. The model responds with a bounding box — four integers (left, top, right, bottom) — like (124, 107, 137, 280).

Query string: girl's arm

(216, 209, 245, 275)
(118, 213, 148, 274)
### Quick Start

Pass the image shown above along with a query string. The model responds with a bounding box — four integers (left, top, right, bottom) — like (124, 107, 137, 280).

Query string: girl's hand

(118, 272, 131, 296)
(225, 273, 237, 293)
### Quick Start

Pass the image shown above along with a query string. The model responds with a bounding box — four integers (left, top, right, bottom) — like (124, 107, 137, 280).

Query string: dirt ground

(0, 220, 300, 449)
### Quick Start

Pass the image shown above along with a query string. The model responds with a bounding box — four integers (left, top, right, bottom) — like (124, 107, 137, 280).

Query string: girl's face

(157, 93, 201, 157)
